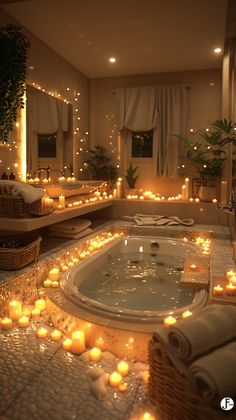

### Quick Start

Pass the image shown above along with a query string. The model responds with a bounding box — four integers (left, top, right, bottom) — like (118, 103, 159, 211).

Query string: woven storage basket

(148, 336, 235, 420)
(0, 234, 42, 270)
(0, 185, 42, 218)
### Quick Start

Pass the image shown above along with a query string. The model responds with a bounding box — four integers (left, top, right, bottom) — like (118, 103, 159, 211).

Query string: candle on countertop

(181, 185, 186, 200)
(51, 330, 62, 341)
(163, 315, 177, 329)
(184, 178, 190, 200)
(48, 268, 60, 281)
(1, 317, 13, 331)
(43, 279, 52, 288)
(51, 280, 59, 288)
(58, 204, 63, 210)
(182, 310, 193, 318)
(117, 360, 129, 377)
(109, 371, 122, 388)
(35, 299, 46, 311)
(225, 283, 236, 295)
(213, 284, 224, 295)
(113, 188, 117, 199)
(62, 338, 72, 351)
(43, 197, 54, 208)
(89, 347, 102, 362)
(116, 181, 121, 198)
(58, 194, 65, 209)
(9, 300, 22, 321)
(36, 327, 48, 338)
(70, 330, 86, 354)
(18, 316, 30, 328)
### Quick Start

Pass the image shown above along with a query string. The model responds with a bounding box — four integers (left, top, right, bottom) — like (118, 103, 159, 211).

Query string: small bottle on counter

(1, 172, 8, 180)
(9, 172, 16, 180)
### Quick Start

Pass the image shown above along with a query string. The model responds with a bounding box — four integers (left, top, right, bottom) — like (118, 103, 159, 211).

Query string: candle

(67, 261, 74, 268)
(181, 185, 186, 200)
(113, 188, 117, 199)
(225, 283, 236, 295)
(72, 257, 79, 263)
(31, 308, 41, 318)
(143, 371, 149, 384)
(163, 315, 177, 329)
(109, 372, 122, 388)
(182, 310, 193, 318)
(62, 338, 72, 351)
(18, 316, 30, 328)
(189, 197, 194, 202)
(117, 360, 129, 377)
(226, 270, 235, 280)
(184, 178, 189, 200)
(95, 337, 105, 351)
(51, 330, 62, 341)
(35, 299, 46, 311)
(116, 181, 121, 198)
(51, 281, 59, 288)
(36, 327, 48, 338)
(62, 265, 68, 272)
(89, 347, 102, 362)
(48, 268, 60, 281)
(43, 197, 54, 208)
(213, 284, 224, 295)
(58, 194, 65, 209)
(42, 178, 48, 184)
(118, 383, 128, 392)
(230, 275, 236, 286)
(23, 308, 32, 318)
(58, 204, 63, 210)
(190, 264, 197, 271)
(9, 300, 22, 321)
(196, 237, 204, 245)
(212, 198, 217, 203)
(140, 412, 156, 420)
(1, 317, 13, 331)
(43, 279, 52, 288)
(70, 330, 86, 354)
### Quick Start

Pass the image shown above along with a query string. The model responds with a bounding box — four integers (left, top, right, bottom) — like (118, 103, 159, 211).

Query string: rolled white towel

(0, 180, 44, 204)
(168, 305, 236, 361)
(49, 227, 93, 239)
(189, 341, 236, 404)
(49, 218, 91, 234)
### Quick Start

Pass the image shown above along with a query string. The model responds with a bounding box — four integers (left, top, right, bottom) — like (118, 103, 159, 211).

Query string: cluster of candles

(183, 236, 211, 255)
(213, 270, 236, 296)
(163, 310, 193, 329)
(27, 176, 77, 184)
(42, 191, 114, 211)
(126, 193, 218, 203)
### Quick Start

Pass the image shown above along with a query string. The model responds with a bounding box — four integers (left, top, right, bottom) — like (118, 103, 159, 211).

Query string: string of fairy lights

(105, 113, 120, 169)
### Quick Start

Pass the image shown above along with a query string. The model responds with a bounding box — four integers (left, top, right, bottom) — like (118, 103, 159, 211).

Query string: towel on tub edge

(122, 214, 194, 226)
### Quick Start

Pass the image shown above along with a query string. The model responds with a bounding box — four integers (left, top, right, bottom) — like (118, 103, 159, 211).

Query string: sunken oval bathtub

(55, 236, 208, 360)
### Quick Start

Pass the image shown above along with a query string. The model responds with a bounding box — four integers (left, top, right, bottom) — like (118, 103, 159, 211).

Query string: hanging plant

(0, 24, 30, 143)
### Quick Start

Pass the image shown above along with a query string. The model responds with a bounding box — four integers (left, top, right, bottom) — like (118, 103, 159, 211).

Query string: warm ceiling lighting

(109, 57, 116, 63)
(213, 47, 222, 54)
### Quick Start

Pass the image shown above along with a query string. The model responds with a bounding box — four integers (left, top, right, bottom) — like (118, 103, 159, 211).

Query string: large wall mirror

(26, 85, 73, 179)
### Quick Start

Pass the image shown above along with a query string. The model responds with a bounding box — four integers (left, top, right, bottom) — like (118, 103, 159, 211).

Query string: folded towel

(168, 305, 236, 362)
(49, 227, 93, 239)
(0, 180, 45, 204)
(49, 218, 91, 234)
(189, 341, 236, 404)
(122, 214, 194, 226)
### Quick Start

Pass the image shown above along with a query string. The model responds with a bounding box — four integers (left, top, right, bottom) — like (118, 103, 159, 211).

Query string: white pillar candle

(113, 188, 117, 199)
(1, 317, 13, 331)
(48, 268, 60, 281)
(62, 338, 72, 351)
(18, 316, 30, 328)
(36, 327, 48, 338)
(181, 185, 186, 200)
(9, 300, 22, 321)
(184, 178, 190, 200)
(35, 299, 46, 311)
(89, 347, 102, 362)
(70, 330, 86, 354)
(117, 360, 129, 377)
(43, 197, 54, 208)
(58, 194, 65, 208)
(116, 181, 122, 198)
(109, 372, 122, 387)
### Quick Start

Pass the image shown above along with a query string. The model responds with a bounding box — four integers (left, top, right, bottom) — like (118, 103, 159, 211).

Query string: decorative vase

(198, 186, 217, 202)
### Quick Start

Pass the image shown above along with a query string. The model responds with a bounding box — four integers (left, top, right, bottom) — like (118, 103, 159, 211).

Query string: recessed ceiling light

(109, 57, 116, 63)
(213, 47, 222, 54)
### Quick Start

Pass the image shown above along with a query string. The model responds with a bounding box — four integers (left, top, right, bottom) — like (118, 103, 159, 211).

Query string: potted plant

(84, 145, 118, 182)
(125, 163, 139, 197)
(0, 25, 30, 143)
(176, 119, 236, 201)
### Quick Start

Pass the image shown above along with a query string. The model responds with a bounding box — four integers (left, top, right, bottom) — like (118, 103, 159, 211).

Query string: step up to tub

(181, 253, 210, 289)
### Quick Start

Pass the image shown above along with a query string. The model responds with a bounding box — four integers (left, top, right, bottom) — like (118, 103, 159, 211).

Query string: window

(131, 130, 153, 158)
(38, 133, 57, 158)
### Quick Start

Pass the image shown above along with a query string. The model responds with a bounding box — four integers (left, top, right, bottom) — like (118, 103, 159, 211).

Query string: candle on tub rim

(109, 371, 122, 388)
(51, 280, 59, 288)
(1, 317, 13, 331)
(51, 330, 62, 341)
(43, 279, 52, 288)
(225, 283, 236, 295)
(117, 360, 129, 377)
(226, 270, 235, 280)
(58, 194, 65, 209)
(230, 275, 236, 286)
(89, 347, 102, 362)
(36, 327, 48, 338)
(67, 261, 74, 268)
(163, 315, 176, 329)
(62, 338, 72, 351)
(9, 300, 22, 321)
(18, 316, 30, 328)
(213, 284, 224, 295)
(182, 310, 193, 318)
(62, 265, 68, 272)
(35, 299, 46, 311)
(70, 330, 86, 354)
(48, 268, 60, 281)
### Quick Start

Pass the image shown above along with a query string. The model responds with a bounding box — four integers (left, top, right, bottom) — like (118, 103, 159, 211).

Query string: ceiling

(1, 0, 228, 78)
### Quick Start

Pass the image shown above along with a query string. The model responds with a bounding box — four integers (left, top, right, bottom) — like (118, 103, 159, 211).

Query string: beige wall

(89, 69, 222, 196)
(0, 9, 89, 179)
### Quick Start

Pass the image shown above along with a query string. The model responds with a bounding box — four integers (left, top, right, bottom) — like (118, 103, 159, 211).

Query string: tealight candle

(212, 198, 217, 203)
(225, 283, 236, 295)
(9, 300, 22, 321)
(213, 285, 224, 295)
(140, 412, 156, 420)
(36, 327, 48, 338)
(230, 275, 236, 286)
(89, 347, 102, 362)
(182, 310, 193, 318)
(189, 197, 194, 202)
(18, 316, 30, 328)
(190, 264, 197, 271)
(117, 360, 129, 377)
(62, 265, 68, 272)
(31, 308, 41, 318)
(58, 194, 65, 209)
(163, 315, 177, 329)
(195, 197, 200, 203)
(226, 270, 235, 280)
(51, 281, 59, 288)
(72, 257, 79, 263)
(109, 372, 122, 388)
(62, 338, 72, 351)
(35, 299, 46, 311)
(51, 330, 62, 341)
(1, 317, 13, 331)
(48, 268, 60, 281)
(67, 261, 74, 268)
(70, 330, 86, 354)
(43, 279, 52, 288)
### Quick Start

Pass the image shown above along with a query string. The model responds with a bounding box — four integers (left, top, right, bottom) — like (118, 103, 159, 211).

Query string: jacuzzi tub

(61, 236, 207, 324)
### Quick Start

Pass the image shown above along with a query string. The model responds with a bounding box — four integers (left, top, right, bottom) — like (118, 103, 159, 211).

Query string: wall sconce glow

(109, 57, 116, 63)
(213, 47, 222, 54)
(20, 93, 27, 181)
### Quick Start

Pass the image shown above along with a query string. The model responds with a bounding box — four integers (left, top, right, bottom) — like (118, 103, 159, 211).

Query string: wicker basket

(0, 234, 42, 270)
(0, 194, 42, 218)
(148, 336, 235, 420)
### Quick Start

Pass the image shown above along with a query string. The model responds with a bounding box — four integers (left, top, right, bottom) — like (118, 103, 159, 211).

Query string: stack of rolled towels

(49, 218, 93, 239)
(154, 304, 236, 406)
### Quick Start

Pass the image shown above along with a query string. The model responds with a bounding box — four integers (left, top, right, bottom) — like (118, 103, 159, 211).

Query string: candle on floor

(31, 308, 41, 318)
(62, 338, 72, 351)
(70, 330, 86, 354)
(112, 188, 117, 199)
(51, 330, 62, 341)
(36, 327, 48, 338)
(225, 283, 236, 295)
(213, 285, 224, 295)
(89, 347, 102, 362)
(58, 194, 65, 209)
(182, 310, 193, 318)
(163, 315, 176, 329)
(51, 280, 59, 288)
(43, 279, 52, 288)
(48, 268, 60, 281)
(109, 372, 122, 388)
(9, 300, 22, 321)
(117, 360, 129, 377)
(35, 299, 46, 311)
(1, 317, 13, 331)
(18, 316, 30, 328)
(181, 185, 186, 200)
